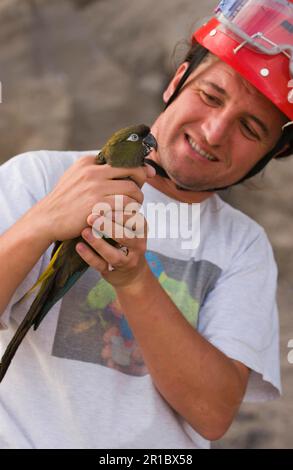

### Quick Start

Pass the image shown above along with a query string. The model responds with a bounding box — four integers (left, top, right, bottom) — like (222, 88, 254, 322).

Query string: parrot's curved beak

(142, 133, 158, 156)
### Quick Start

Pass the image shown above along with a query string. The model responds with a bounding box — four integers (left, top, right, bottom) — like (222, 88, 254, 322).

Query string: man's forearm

(115, 266, 248, 441)
(0, 205, 53, 316)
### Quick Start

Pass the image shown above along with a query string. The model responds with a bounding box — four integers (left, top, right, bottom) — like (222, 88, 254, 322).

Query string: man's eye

(240, 120, 260, 140)
(200, 91, 221, 106)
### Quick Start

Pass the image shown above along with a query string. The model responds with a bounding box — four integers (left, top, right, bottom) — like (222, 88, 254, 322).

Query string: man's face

(151, 56, 287, 192)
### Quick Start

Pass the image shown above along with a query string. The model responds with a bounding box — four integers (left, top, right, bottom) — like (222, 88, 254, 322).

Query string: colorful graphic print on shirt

(52, 250, 221, 376)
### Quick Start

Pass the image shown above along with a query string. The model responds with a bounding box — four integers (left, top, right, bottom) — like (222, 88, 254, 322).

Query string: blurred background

(0, 0, 292, 448)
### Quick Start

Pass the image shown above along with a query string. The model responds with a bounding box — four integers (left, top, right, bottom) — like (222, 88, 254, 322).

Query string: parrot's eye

(127, 133, 139, 142)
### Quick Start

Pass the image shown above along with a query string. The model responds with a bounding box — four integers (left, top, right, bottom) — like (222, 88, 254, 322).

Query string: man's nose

(200, 112, 232, 167)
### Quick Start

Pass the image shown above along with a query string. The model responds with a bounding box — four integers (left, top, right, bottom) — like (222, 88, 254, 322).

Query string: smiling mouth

(185, 134, 218, 162)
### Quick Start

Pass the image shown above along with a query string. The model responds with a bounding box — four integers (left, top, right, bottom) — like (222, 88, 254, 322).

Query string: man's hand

(76, 208, 150, 289)
(34, 155, 154, 244)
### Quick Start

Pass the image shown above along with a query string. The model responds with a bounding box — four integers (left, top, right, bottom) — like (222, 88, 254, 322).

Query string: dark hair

(165, 40, 293, 187)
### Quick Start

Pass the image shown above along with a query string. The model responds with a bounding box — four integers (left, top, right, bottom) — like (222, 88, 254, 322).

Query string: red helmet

(192, 0, 293, 121)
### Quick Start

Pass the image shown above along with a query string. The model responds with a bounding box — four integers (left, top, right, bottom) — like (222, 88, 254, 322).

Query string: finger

(74, 155, 97, 167)
(145, 163, 156, 178)
(96, 164, 150, 188)
(80, 228, 131, 268)
(91, 214, 147, 243)
(74, 157, 155, 186)
(104, 211, 146, 238)
(75, 241, 109, 273)
(89, 196, 142, 221)
(99, 179, 144, 203)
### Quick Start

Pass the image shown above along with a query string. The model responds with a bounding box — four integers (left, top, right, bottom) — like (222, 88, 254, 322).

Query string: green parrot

(0, 124, 157, 381)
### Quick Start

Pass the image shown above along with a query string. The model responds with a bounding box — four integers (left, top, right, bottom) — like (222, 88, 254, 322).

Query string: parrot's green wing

(0, 237, 88, 382)
(31, 237, 89, 330)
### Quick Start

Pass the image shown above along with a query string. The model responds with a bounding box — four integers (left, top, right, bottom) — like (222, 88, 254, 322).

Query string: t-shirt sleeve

(0, 151, 66, 329)
(0, 149, 96, 329)
(197, 228, 281, 401)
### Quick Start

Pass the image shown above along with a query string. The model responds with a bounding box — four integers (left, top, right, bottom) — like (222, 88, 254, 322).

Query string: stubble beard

(163, 150, 217, 192)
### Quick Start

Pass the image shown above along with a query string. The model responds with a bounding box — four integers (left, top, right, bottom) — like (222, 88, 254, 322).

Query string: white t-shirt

(0, 150, 281, 449)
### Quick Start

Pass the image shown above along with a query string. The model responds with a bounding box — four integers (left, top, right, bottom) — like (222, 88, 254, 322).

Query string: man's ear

(163, 62, 190, 103)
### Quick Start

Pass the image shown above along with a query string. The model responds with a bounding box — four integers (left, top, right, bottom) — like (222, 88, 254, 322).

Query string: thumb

(145, 163, 156, 178)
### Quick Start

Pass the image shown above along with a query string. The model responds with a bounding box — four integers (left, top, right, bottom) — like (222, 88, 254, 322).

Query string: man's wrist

(115, 261, 154, 298)
(20, 203, 55, 250)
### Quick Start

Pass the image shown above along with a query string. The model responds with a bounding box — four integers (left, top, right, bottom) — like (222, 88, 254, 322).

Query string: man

(0, 0, 292, 448)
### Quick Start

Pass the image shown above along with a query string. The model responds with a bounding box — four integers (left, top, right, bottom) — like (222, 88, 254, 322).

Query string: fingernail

(76, 243, 84, 252)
